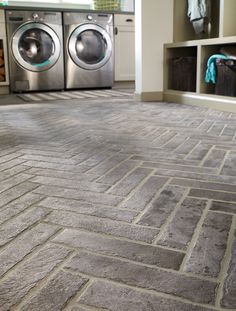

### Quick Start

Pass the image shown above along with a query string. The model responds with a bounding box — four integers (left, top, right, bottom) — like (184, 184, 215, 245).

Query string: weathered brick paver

(0, 96, 236, 310)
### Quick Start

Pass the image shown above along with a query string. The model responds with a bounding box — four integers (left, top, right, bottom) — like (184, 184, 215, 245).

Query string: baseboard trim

(135, 91, 163, 102)
(0, 86, 10, 95)
(163, 91, 236, 113)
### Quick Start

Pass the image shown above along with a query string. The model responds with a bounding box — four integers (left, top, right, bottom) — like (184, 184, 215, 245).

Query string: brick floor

(0, 96, 236, 310)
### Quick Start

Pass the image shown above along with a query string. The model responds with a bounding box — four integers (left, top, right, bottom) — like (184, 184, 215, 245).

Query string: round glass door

(69, 24, 112, 70)
(12, 22, 61, 72)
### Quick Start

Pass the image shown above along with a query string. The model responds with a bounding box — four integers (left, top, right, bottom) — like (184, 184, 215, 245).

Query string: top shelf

(173, 0, 236, 42)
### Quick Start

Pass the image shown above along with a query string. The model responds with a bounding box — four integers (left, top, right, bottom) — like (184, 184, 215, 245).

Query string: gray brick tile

(174, 139, 199, 155)
(0, 193, 44, 225)
(20, 270, 88, 311)
(157, 198, 207, 250)
(0, 207, 50, 247)
(39, 197, 137, 222)
(53, 228, 184, 270)
(31, 175, 109, 193)
(65, 251, 217, 304)
(0, 152, 22, 164)
(78, 150, 115, 168)
(202, 149, 227, 168)
(149, 168, 236, 185)
(23, 160, 87, 172)
(163, 135, 187, 150)
(186, 143, 212, 161)
(20, 154, 77, 165)
(184, 212, 232, 277)
(221, 230, 236, 308)
(46, 210, 158, 243)
(86, 154, 128, 175)
(210, 201, 236, 214)
(147, 162, 217, 174)
(221, 152, 236, 177)
(34, 185, 122, 206)
(0, 158, 26, 172)
(0, 181, 39, 209)
(171, 178, 236, 193)
(138, 185, 186, 227)
(108, 167, 152, 196)
(221, 125, 236, 137)
(120, 176, 168, 211)
(20, 148, 74, 158)
(0, 223, 59, 278)
(79, 280, 215, 311)
(0, 173, 34, 195)
(189, 188, 236, 202)
(0, 244, 71, 311)
(0, 165, 29, 182)
(97, 160, 139, 185)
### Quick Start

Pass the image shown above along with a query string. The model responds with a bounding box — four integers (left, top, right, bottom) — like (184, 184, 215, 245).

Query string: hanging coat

(187, 0, 210, 34)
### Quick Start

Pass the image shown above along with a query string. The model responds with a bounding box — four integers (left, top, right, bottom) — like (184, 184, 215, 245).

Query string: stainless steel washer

(63, 12, 114, 89)
(6, 10, 64, 92)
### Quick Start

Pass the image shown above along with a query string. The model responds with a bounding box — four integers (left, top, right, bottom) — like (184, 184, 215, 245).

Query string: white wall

(135, 0, 174, 98)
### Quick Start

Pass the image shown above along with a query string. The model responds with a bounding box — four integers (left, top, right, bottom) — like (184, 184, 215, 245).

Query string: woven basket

(93, 0, 121, 10)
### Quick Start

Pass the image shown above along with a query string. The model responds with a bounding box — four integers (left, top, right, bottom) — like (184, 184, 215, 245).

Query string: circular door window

(69, 24, 112, 70)
(12, 22, 61, 72)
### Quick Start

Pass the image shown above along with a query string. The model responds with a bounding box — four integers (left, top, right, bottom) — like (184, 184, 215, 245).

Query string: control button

(87, 14, 93, 21)
(32, 13, 39, 20)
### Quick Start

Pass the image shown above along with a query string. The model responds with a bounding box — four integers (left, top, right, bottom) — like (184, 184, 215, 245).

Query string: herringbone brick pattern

(0, 96, 236, 310)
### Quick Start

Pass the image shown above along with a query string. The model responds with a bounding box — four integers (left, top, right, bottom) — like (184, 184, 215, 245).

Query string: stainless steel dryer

(63, 12, 114, 89)
(6, 10, 64, 92)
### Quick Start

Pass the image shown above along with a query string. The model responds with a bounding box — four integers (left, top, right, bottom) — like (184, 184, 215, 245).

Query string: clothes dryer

(6, 10, 64, 92)
(63, 12, 114, 89)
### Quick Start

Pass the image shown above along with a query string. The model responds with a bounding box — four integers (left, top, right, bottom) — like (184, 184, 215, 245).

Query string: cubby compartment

(200, 43, 236, 96)
(166, 46, 197, 92)
(173, 0, 220, 42)
(0, 39, 6, 83)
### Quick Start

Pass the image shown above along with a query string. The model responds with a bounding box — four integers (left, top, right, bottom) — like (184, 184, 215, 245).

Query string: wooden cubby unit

(163, 0, 236, 113)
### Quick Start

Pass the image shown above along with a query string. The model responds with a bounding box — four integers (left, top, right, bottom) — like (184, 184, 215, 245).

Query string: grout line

(12, 250, 76, 311)
(179, 200, 211, 272)
(61, 270, 223, 311)
(187, 192, 236, 203)
(104, 162, 144, 194)
(105, 162, 151, 195)
(0, 194, 46, 227)
(90, 154, 136, 183)
(58, 247, 218, 283)
(116, 168, 157, 209)
(49, 226, 186, 253)
(219, 124, 227, 137)
(215, 215, 236, 309)
(0, 225, 63, 281)
(199, 145, 215, 167)
(216, 150, 230, 176)
(62, 279, 94, 311)
(152, 188, 190, 245)
(132, 177, 172, 224)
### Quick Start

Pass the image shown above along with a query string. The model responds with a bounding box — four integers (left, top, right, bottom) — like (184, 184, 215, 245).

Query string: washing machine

(63, 12, 114, 89)
(6, 10, 64, 92)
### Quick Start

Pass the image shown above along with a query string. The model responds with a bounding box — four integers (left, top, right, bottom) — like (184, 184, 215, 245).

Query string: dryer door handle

(114, 27, 118, 35)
